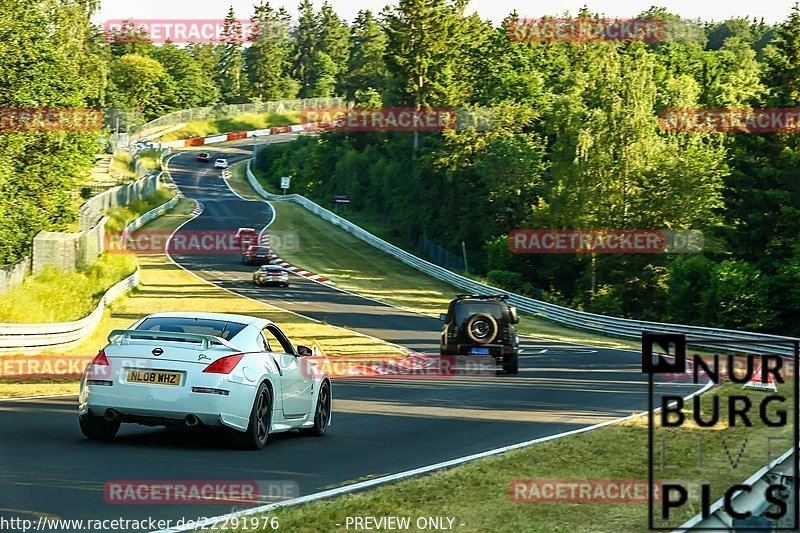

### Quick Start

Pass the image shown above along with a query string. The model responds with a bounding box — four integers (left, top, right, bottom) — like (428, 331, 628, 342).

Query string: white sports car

(78, 312, 331, 450)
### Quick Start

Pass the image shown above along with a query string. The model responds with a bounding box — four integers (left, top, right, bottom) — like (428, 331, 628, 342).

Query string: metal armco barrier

(0, 183, 180, 352)
(246, 159, 798, 356)
(0, 267, 140, 352)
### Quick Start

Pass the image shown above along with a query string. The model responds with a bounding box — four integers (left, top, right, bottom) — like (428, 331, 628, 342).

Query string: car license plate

(127, 370, 181, 386)
(469, 347, 490, 355)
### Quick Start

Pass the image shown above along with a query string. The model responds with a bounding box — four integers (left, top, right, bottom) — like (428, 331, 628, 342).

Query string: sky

(95, 0, 795, 26)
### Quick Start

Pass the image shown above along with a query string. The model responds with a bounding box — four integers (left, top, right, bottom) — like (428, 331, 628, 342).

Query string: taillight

(87, 349, 111, 379)
(203, 354, 244, 374)
(91, 349, 110, 366)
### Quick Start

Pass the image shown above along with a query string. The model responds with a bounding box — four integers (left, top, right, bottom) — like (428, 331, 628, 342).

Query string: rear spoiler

(107, 329, 239, 351)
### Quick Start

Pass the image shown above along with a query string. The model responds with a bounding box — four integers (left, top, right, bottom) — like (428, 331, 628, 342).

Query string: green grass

(109, 150, 135, 178)
(159, 111, 302, 141)
(247, 383, 791, 532)
(0, 253, 138, 323)
(136, 148, 163, 171)
(103, 187, 177, 232)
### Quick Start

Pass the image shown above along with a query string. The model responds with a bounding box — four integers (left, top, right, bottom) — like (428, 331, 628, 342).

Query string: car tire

(300, 381, 331, 437)
(79, 414, 121, 440)
(503, 353, 519, 375)
(282, 282, 289, 288)
(230, 383, 271, 450)
(466, 313, 498, 344)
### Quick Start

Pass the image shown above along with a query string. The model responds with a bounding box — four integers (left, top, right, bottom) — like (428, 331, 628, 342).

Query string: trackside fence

(246, 159, 798, 356)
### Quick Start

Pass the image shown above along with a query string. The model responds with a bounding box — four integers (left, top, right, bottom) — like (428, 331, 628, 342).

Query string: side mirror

(439, 313, 447, 322)
(509, 306, 519, 324)
(296, 345, 312, 357)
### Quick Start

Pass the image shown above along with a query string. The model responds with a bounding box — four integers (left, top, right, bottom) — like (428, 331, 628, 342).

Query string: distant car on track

(253, 265, 289, 287)
(242, 245, 273, 265)
(197, 152, 211, 162)
(78, 312, 331, 449)
(439, 294, 520, 374)
(214, 158, 228, 168)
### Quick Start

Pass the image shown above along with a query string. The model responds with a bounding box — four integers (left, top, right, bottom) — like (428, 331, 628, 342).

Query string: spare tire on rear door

(466, 313, 498, 344)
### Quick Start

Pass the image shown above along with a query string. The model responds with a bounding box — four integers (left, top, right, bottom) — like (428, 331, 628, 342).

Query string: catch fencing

(132, 98, 344, 141)
(246, 159, 798, 356)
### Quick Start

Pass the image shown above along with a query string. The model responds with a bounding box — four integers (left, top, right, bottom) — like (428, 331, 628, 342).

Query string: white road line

(152, 380, 713, 533)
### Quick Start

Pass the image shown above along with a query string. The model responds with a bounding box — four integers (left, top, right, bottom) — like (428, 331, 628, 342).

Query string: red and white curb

(188, 200, 203, 216)
(221, 168, 231, 180)
(260, 233, 333, 285)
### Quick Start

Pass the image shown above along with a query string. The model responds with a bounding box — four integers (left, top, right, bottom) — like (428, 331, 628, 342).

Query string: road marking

(152, 380, 713, 533)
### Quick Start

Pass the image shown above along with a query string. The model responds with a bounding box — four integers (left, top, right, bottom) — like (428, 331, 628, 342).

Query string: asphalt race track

(0, 137, 702, 531)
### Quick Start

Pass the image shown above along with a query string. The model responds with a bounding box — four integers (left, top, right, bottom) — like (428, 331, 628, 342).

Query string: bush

(699, 259, 777, 331)
(487, 270, 525, 292)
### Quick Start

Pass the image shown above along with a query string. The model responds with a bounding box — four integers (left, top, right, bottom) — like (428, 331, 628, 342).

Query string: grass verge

(103, 187, 177, 232)
(0, 254, 138, 323)
(252, 382, 791, 532)
(160, 112, 302, 142)
(1, 197, 403, 398)
(229, 162, 645, 352)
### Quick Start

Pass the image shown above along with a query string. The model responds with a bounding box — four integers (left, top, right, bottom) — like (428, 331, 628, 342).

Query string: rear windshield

(136, 317, 246, 340)
(248, 246, 270, 252)
(453, 301, 506, 325)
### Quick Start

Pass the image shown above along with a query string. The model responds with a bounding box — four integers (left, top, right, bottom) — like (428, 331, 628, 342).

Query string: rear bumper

(79, 374, 256, 431)
(441, 343, 517, 361)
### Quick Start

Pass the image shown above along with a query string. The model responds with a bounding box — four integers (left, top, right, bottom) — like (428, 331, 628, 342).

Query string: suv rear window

(136, 317, 246, 340)
(453, 301, 506, 325)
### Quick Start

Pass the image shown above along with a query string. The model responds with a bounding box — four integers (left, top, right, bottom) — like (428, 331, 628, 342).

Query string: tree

(152, 44, 220, 108)
(0, 0, 102, 263)
(215, 7, 246, 103)
(246, 2, 297, 100)
(317, 1, 350, 94)
(345, 11, 388, 101)
(293, 0, 320, 97)
(109, 54, 173, 120)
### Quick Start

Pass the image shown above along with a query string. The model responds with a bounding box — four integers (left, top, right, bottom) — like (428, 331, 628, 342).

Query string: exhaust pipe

(184, 414, 200, 428)
(104, 409, 120, 422)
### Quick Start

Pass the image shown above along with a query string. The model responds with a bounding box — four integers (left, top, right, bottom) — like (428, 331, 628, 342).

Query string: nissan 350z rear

(78, 312, 332, 449)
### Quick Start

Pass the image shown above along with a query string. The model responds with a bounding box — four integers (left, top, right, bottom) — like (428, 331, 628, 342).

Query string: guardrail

(0, 267, 140, 352)
(678, 448, 795, 530)
(246, 158, 798, 356)
(0, 180, 180, 352)
(120, 194, 180, 240)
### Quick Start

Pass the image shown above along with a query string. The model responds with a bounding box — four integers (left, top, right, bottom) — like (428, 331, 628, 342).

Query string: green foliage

(0, 253, 138, 323)
(486, 270, 524, 292)
(699, 259, 777, 330)
(246, 3, 297, 100)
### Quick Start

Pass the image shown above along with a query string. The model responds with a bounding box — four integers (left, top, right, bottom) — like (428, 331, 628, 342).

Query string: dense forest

(2, 0, 800, 335)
